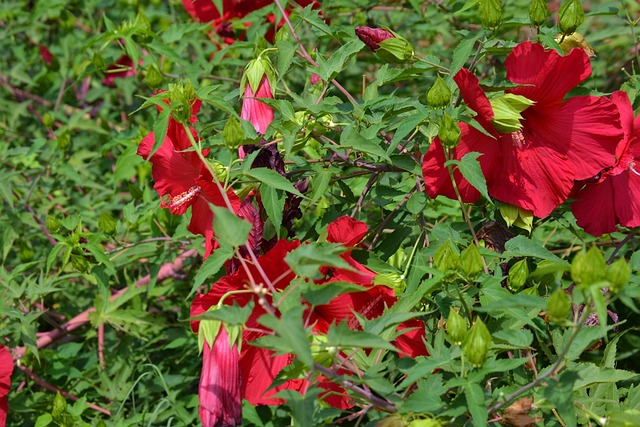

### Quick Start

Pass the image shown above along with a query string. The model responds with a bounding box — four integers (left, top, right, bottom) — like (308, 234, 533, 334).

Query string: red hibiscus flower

(199, 327, 242, 427)
(102, 54, 137, 87)
(137, 96, 240, 258)
(423, 42, 623, 217)
(571, 91, 640, 235)
(0, 345, 14, 427)
(241, 75, 274, 135)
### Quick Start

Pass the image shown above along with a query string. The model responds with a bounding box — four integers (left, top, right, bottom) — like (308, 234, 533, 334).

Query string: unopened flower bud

(459, 244, 483, 280)
(571, 247, 606, 286)
(558, 32, 595, 57)
(92, 52, 106, 71)
(355, 26, 394, 51)
(427, 75, 452, 109)
(375, 414, 406, 427)
(223, 116, 244, 150)
(46, 216, 62, 234)
(71, 254, 91, 273)
(490, 94, 535, 134)
(462, 318, 492, 367)
(168, 80, 197, 124)
(546, 288, 571, 323)
(377, 36, 414, 63)
(438, 112, 462, 148)
(52, 392, 67, 421)
(98, 211, 117, 236)
(479, 0, 503, 30)
(434, 239, 460, 273)
(508, 259, 529, 291)
(373, 272, 406, 295)
(57, 132, 71, 152)
(43, 112, 54, 129)
(144, 63, 165, 88)
(207, 160, 229, 182)
(447, 309, 468, 345)
(558, 0, 584, 36)
(409, 419, 443, 427)
(607, 258, 630, 293)
(529, 0, 548, 28)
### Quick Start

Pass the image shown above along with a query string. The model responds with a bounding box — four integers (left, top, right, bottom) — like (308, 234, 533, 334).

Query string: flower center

(510, 130, 528, 149)
(160, 185, 202, 208)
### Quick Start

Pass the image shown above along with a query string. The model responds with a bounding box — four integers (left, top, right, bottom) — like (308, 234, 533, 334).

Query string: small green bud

(168, 80, 197, 124)
(19, 245, 35, 263)
(376, 36, 415, 64)
(98, 211, 117, 236)
(507, 259, 529, 291)
(144, 63, 165, 88)
(92, 52, 106, 71)
(529, 0, 548, 28)
(499, 203, 533, 232)
(71, 254, 91, 274)
(434, 240, 460, 273)
(134, 11, 151, 32)
(408, 419, 443, 427)
(438, 112, 462, 148)
(373, 272, 406, 295)
(223, 116, 244, 150)
(43, 112, 54, 128)
(558, 0, 584, 36)
(426, 75, 452, 109)
(490, 94, 535, 134)
(46, 216, 62, 234)
(57, 133, 71, 152)
(479, 0, 503, 30)
(207, 160, 229, 182)
(311, 334, 335, 368)
(462, 318, 492, 367)
(52, 392, 67, 420)
(459, 244, 484, 280)
(446, 309, 468, 345)
(375, 414, 406, 427)
(571, 247, 607, 286)
(607, 258, 630, 293)
(546, 288, 572, 323)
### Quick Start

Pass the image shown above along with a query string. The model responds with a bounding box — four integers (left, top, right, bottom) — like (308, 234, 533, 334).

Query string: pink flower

(0, 345, 14, 427)
(423, 42, 623, 217)
(241, 76, 274, 134)
(199, 328, 242, 427)
(571, 91, 640, 235)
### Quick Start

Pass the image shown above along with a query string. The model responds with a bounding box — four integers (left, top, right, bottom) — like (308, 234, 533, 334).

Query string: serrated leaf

(447, 152, 491, 202)
(285, 242, 354, 279)
(212, 205, 251, 247)
(504, 236, 570, 266)
(315, 39, 364, 82)
(449, 32, 482, 77)
(255, 305, 313, 368)
(326, 321, 397, 351)
(261, 183, 285, 233)
(301, 281, 368, 306)
(192, 301, 254, 326)
(244, 168, 304, 198)
(464, 382, 487, 427)
(191, 243, 235, 298)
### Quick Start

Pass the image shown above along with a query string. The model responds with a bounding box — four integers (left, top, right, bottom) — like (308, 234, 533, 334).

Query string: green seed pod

(572, 247, 607, 286)
(434, 239, 460, 273)
(52, 392, 67, 420)
(408, 419, 443, 427)
(479, 0, 503, 30)
(43, 112, 54, 129)
(426, 75, 452, 110)
(546, 288, 572, 323)
(375, 415, 406, 427)
(447, 309, 468, 345)
(92, 51, 106, 72)
(169, 80, 196, 124)
(558, 0, 584, 36)
(529, 0, 548, 28)
(459, 244, 483, 280)
(223, 116, 244, 150)
(438, 112, 462, 148)
(607, 258, 630, 293)
(207, 160, 229, 182)
(507, 259, 529, 291)
(98, 211, 117, 236)
(71, 254, 91, 274)
(144, 63, 164, 88)
(46, 216, 62, 234)
(462, 318, 492, 367)
(57, 133, 71, 152)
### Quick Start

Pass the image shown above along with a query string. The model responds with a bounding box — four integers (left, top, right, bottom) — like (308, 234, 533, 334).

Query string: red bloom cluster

(182, 0, 321, 44)
(571, 91, 640, 235)
(423, 42, 623, 218)
(137, 95, 240, 258)
(191, 217, 427, 422)
(0, 345, 13, 427)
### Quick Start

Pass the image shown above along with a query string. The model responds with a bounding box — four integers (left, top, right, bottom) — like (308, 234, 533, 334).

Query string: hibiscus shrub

(2, 0, 640, 426)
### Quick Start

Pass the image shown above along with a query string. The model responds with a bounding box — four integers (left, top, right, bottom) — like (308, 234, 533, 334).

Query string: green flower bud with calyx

(98, 211, 117, 236)
(168, 80, 196, 124)
(144, 63, 165, 88)
(571, 247, 607, 287)
(529, 0, 548, 28)
(92, 51, 106, 71)
(375, 414, 406, 427)
(438, 112, 462, 148)
(198, 305, 243, 354)
(479, 0, 503, 30)
(223, 116, 244, 150)
(434, 239, 460, 281)
(409, 418, 443, 427)
(43, 112, 54, 128)
(375, 27, 414, 64)
(206, 160, 229, 183)
(446, 308, 468, 345)
(499, 203, 533, 232)
(607, 258, 630, 293)
(459, 244, 484, 280)
(46, 215, 62, 234)
(426, 75, 452, 110)
(462, 318, 492, 367)
(373, 272, 406, 295)
(489, 93, 536, 134)
(507, 259, 529, 291)
(52, 392, 67, 421)
(310, 334, 336, 368)
(558, 0, 584, 36)
(241, 51, 277, 100)
(546, 287, 572, 323)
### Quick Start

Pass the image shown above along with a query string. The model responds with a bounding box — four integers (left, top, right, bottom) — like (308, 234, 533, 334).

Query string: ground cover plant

(2, 0, 640, 425)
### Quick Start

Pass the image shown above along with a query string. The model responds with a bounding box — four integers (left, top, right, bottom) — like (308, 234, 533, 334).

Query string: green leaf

(315, 39, 363, 81)
(244, 168, 304, 198)
(504, 235, 570, 266)
(255, 305, 313, 368)
(448, 152, 491, 202)
(449, 32, 482, 77)
(191, 243, 235, 298)
(193, 301, 254, 326)
(301, 281, 369, 306)
(285, 242, 354, 279)
(326, 321, 398, 351)
(212, 205, 251, 247)
(542, 370, 579, 427)
(261, 185, 285, 233)
(464, 382, 487, 427)
(572, 363, 638, 389)
(34, 414, 53, 427)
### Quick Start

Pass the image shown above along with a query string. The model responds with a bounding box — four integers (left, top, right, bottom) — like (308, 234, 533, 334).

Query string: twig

(370, 186, 418, 247)
(606, 231, 636, 264)
(351, 172, 379, 217)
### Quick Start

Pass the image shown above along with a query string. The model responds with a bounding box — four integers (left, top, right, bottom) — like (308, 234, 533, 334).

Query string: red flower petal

(506, 41, 591, 106)
(454, 68, 494, 124)
(572, 176, 620, 236)
(394, 318, 429, 358)
(241, 77, 274, 134)
(0, 345, 13, 427)
(326, 216, 368, 246)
